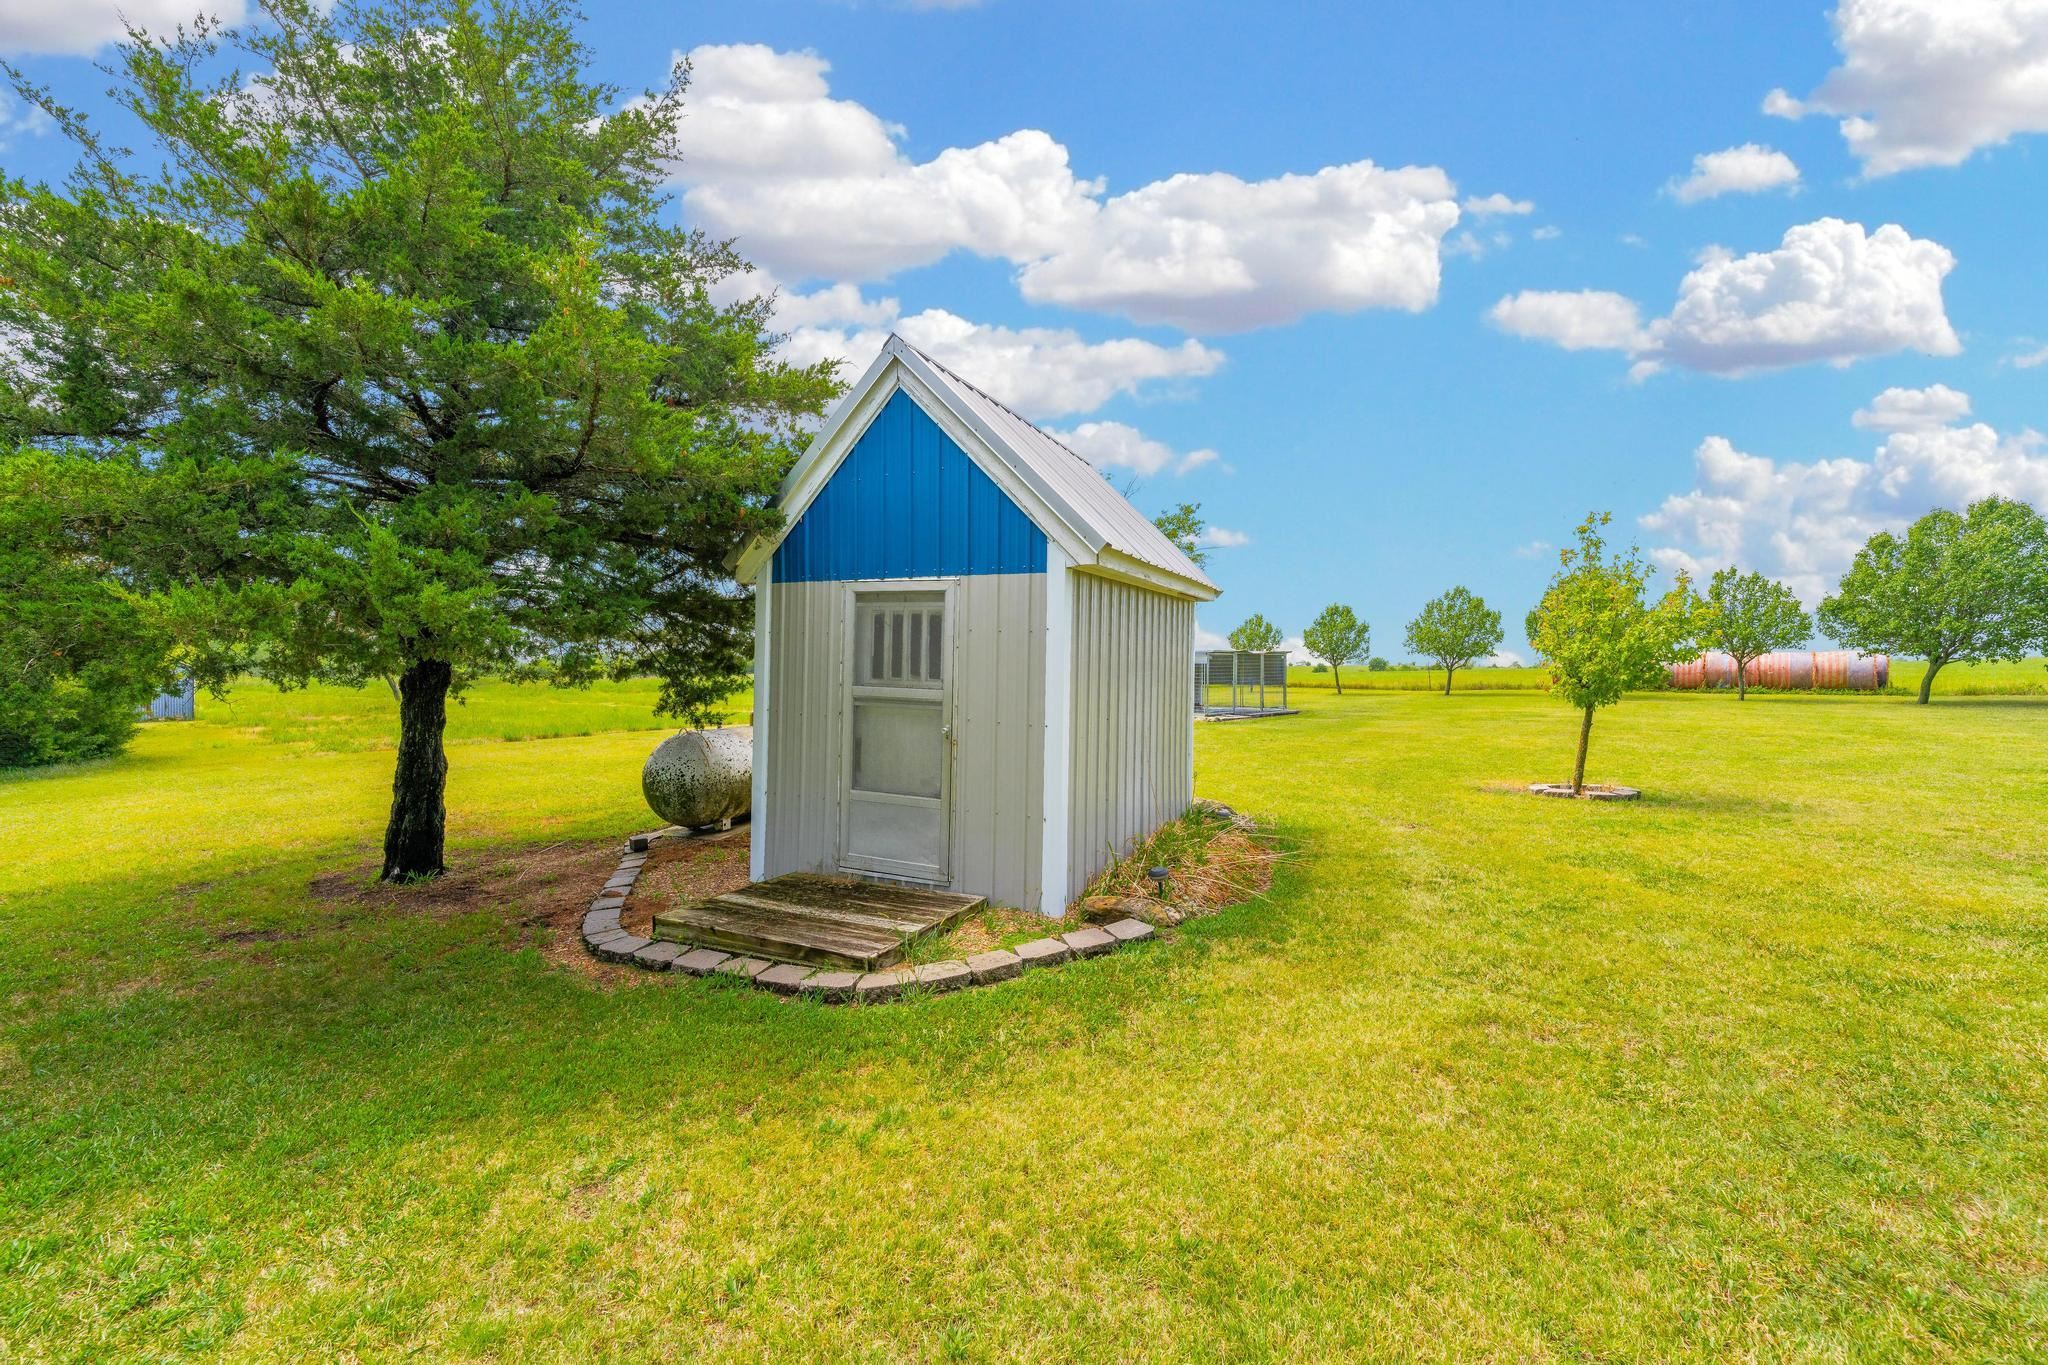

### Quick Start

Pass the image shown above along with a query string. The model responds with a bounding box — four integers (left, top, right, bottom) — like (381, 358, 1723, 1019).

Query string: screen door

(840, 588, 952, 881)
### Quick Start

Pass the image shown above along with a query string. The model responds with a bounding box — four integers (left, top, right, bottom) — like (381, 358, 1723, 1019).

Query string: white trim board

(748, 557, 772, 883)
(1037, 547, 1074, 916)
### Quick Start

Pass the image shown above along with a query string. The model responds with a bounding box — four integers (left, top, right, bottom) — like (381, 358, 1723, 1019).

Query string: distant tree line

(1201, 497, 2048, 794)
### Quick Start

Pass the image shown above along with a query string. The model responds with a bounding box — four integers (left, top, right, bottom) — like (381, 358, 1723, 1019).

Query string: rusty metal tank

(642, 726, 752, 829)
(1666, 651, 1889, 691)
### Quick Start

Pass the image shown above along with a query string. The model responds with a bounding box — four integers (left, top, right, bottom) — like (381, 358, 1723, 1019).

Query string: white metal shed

(733, 335, 1221, 915)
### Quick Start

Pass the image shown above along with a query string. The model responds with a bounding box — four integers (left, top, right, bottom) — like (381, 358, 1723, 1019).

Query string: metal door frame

(837, 579, 957, 883)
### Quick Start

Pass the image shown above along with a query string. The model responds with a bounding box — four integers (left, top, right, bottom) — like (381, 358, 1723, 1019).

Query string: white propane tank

(642, 726, 752, 830)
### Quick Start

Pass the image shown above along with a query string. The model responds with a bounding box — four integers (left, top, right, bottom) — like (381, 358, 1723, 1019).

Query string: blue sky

(5, 0, 2045, 660)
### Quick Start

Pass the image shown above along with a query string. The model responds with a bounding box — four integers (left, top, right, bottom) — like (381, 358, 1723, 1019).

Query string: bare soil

(307, 827, 752, 982)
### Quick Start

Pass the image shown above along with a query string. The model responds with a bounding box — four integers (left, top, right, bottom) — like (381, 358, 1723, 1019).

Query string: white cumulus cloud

(1196, 526, 1251, 549)
(779, 309, 1224, 420)
(1013, 161, 1461, 332)
(1766, 0, 2048, 176)
(1654, 220, 1958, 374)
(665, 44, 1463, 333)
(1048, 421, 1220, 478)
(1852, 383, 1972, 431)
(0, 91, 52, 148)
(0, 0, 240, 56)
(1642, 388, 2048, 603)
(1489, 290, 1648, 351)
(1493, 218, 1959, 377)
(1666, 144, 1802, 202)
(670, 45, 1097, 280)
(1463, 192, 1535, 216)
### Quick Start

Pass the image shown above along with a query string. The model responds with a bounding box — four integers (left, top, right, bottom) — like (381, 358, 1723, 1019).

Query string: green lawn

(170, 676, 752, 750)
(4, 682, 2046, 1358)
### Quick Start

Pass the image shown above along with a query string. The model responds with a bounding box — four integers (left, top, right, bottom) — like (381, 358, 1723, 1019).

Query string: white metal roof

(733, 335, 1220, 601)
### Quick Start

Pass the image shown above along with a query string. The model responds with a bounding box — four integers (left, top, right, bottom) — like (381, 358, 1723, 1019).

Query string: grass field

(1293, 656, 2048, 695)
(5, 680, 2047, 1358)
(173, 676, 752, 750)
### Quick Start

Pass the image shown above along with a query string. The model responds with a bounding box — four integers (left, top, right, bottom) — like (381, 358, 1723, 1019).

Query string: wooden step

(651, 872, 985, 971)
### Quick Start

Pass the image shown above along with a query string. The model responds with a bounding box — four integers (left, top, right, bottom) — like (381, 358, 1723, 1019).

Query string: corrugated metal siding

(144, 679, 196, 721)
(773, 391, 1047, 583)
(762, 573, 1046, 910)
(1066, 571, 1194, 900)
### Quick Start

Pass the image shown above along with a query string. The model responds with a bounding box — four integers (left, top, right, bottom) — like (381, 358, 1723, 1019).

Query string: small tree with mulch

(1527, 513, 1703, 795)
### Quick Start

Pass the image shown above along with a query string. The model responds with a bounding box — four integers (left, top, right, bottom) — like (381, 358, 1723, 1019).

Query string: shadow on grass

(0, 746, 183, 787)
(1474, 780, 1794, 818)
(1634, 789, 1801, 816)
(3, 819, 1311, 1223)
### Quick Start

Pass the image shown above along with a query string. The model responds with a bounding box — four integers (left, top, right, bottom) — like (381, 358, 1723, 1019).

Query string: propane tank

(642, 726, 753, 829)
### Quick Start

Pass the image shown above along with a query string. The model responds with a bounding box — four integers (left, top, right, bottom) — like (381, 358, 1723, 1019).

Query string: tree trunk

(1736, 655, 1748, 700)
(382, 657, 451, 881)
(1918, 657, 1943, 705)
(1571, 705, 1594, 795)
(1443, 664, 1454, 696)
(1332, 662, 1342, 696)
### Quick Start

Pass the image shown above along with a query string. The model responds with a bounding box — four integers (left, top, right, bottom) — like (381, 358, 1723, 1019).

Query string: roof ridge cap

(905, 342, 1101, 472)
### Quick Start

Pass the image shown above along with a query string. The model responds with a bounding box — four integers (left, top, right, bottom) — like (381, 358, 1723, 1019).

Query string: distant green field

(1288, 664, 1551, 692)
(1290, 657, 2048, 696)
(167, 676, 753, 752)
(128, 660, 2048, 751)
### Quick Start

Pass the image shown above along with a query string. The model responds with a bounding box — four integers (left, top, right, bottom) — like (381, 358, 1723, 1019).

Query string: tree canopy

(1526, 514, 1702, 793)
(1152, 502, 1208, 568)
(1403, 586, 1503, 695)
(1819, 498, 2048, 705)
(0, 0, 836, 875)
(1229, 613, 1284, 652)
(1301, 604, 1369, 694)
(1703, 568, 1810, 699)
(0, 452, 176, 766)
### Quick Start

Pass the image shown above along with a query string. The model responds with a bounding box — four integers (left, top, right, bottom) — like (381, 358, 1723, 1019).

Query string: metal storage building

(734, 335, 1221, 916)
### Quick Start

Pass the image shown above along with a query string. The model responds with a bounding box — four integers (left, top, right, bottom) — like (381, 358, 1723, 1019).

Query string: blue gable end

(773, 390, 1048, 582)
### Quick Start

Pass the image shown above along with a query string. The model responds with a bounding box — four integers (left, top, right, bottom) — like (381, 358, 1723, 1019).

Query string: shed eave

(1085, 548, 1221, 602)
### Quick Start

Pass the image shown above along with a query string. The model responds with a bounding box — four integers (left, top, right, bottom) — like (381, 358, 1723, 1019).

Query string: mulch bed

(1078, 802, 1282, 927)
(307, 828, 752, 982)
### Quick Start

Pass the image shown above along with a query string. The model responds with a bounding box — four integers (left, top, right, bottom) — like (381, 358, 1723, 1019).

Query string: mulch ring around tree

(1527, 783, 1642, 801)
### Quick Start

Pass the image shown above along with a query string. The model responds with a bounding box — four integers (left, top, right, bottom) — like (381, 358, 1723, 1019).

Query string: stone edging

(1528, 783, 1641, 801)
(579, 830, 1156, 1002)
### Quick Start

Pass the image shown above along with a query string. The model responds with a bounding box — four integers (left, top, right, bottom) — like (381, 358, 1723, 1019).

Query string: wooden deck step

(651, 872, 985, 971)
